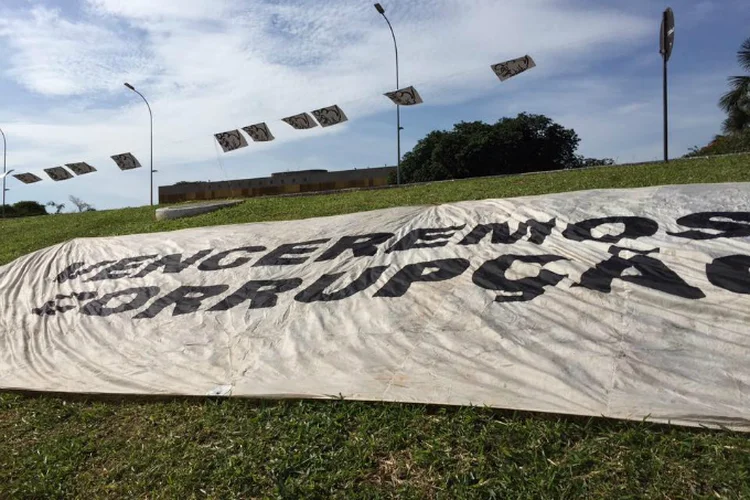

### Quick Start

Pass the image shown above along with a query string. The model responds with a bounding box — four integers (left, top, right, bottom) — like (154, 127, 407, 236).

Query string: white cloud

(86, 0, 233, 21)
(0, 6, 152, 96)
(1, 0, 724, 210)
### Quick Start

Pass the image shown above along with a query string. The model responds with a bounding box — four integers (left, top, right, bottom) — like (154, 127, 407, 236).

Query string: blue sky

(0, 0, 748, 210)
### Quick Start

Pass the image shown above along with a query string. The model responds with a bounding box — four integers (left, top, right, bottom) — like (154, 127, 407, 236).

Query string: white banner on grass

(1, 183, 749, 430)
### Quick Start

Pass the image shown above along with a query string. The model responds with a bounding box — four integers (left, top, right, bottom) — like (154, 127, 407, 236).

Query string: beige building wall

(159, 167, 395, 204)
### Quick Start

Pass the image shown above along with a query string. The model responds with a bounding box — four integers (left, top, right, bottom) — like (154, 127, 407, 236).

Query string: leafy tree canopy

(685, 129, 750, 158)
(4, 200, 48, 218)
(398, 113, 596, 184)
(719, 37, 750, 134)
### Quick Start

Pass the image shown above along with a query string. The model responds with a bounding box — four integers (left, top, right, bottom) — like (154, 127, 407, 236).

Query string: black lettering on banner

(88, 256, 158, 281)
(33, 301, 57, 317)
(209, 279, 303, 311)
(81, 287, 160, 317)
(254, 239, 330, 267)
(374, 258, 470, 298)
(668, 212, 750, 240)
(198, 246, 265, 271)
(473, 254, 568, 303)
(460, 219, 556, 246)
(295, 266, 389, 303)
(54, 262, 85, 283)
(315, 234, 394, 261)
(563, 216, 658, 243)
(706, 255, 750, 294)
(386, 225, 466, 253)
(134, 285, 230, 319)
(134, 250, 213, 278)
(56, 260, 116, 283)
(32, 292, 98, 316)
(575, 246, 705, 299)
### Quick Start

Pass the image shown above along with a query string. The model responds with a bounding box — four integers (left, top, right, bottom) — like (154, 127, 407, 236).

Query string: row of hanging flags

(6, 55, 536, 183)
(214, 86, 426, 152)
(214, 55, 536, 153)
(5, 153, 143, 186)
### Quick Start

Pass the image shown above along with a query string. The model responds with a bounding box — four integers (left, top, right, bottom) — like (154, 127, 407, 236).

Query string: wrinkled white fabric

(1, 183, 749, 430)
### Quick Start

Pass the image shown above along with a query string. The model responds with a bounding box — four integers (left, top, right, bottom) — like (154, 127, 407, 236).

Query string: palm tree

(719, 37, 750, 134)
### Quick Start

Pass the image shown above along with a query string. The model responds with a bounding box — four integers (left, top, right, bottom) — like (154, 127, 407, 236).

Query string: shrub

(685, 130, 750, 157)
(11, 200, 48, 217)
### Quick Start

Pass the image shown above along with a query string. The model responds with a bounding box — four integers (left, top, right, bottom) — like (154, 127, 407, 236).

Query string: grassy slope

(1, 156, 750, 498)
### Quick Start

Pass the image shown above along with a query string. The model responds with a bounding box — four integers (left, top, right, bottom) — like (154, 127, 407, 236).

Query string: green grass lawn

(2, 156, 750, 498)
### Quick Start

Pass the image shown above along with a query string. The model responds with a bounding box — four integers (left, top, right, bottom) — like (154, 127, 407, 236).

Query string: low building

(158, 166, 396, 204)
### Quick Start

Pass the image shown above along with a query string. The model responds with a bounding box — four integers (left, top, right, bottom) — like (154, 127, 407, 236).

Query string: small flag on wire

(65, 162, 97, 175)
(214, 130, 248, 152)
(111, 153, 142, 171)
(310, 105, 348, 128)
(12, 173, 42, 184)
(384, 86, 423, 106)
(282, 113, 318, 130)
(44, 166, 74, 182)
(491, 55, 536, 81)
(242, 122, 275, 142)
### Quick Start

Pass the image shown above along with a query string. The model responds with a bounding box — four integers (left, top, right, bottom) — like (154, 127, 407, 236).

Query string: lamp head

(374, 3, 385, 14)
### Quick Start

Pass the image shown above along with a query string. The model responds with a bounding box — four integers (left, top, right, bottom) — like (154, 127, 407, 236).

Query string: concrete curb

(155, 200, 243, 220)
(158, 152, 750, 207)
(252, 152, 750, 201)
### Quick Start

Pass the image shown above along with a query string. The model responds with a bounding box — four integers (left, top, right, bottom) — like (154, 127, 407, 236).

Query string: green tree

(69, 196, 96, 212)
(684, 129, 750, 157)
(399, 113, 582, 184)
(12, 201, 47, 217)
(719, 37, 750, 134)
(46, 201, 66, 214)
(0, 205, 16, 217)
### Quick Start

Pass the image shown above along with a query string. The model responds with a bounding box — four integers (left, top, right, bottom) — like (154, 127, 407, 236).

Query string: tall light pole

(1, 128, 6, 218)
(124, 82, 155, 205)
(660, 8, 675, 163)
(374, 3, 402, 185)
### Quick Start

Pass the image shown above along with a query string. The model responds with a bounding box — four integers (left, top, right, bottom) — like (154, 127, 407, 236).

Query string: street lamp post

(124, 83, 155, 205)
(1, 128, 6, 218)
(660, 8, 675, 163)
(374, 3, 402, 185)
